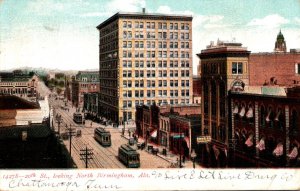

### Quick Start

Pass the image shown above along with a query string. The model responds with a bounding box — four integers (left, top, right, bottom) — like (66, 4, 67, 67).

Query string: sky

(0, 0, 300, 73)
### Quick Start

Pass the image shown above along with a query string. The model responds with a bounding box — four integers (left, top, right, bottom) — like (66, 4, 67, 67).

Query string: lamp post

(191, 149, 197, 169)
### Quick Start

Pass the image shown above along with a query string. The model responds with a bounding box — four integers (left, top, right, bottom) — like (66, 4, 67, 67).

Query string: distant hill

(1, 67, 99, 76)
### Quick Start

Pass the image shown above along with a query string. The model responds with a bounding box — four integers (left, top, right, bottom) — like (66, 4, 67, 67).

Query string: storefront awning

(184, 137, 190, 148)
(256, 138, 265, 151)
(275, 110, 281, 121)
(213, 145, 220, 160)
(273, 143, 283, 157)
(265, 109, 271, 122)
(287, 147, 298, 159)
(239, 107, 245, 117)
(245, 134, 253, 147)
(246, 107, 253, 118)
(233, 105, 239, 114)
(151, 130, 157, 138)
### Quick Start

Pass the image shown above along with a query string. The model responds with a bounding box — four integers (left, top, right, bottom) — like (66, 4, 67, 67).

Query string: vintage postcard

(0, 0, 300, 190)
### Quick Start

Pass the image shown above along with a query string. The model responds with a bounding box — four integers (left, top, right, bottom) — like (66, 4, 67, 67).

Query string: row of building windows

(122, 89, 190, 97)
(122, 60, 190, 68)
(123, 99, 190, 108)
(123, 79, 190, 88)
(99, 79, 117, 88)
(202, 62, 244, 75)
(123, 21, 190, 30)
(80, 84, 98, 89)
(122, 50, 190, 58)
(100, 31, 118, 45)
(99, 70, 117, 79)
(0, 88, 29, 94)
(0, 82, 28, 86)
(100, 21, 118, 36)
(122, 70, 190, 78)
(100, 41, 118, 53)
(122, 41, 190, 49)
(123, 31, 190, 40)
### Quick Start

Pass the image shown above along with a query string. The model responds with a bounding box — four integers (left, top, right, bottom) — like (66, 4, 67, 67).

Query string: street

(48, 96, 170, 169)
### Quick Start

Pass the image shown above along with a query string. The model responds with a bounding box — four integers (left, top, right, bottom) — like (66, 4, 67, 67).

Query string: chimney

(142, 8, 146, 14)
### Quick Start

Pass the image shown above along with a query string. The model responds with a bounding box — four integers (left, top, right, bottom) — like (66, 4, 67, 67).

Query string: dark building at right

(197, 30, 300, 167)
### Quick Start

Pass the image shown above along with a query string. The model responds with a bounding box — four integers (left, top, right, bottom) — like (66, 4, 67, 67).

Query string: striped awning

(245, 134, 253, 147)
(184, 137, 190, 148)
(151, 130, 157, 138)
(233, 105, 239, 114)
(256, 138, 265, 151)
(265, 109, 271, 122)
(275, 110, 281, 121)
(287, 147, 298, 159)
(246, 107, 253, 118)
(273, 143, 283, 157)
(239, 107, 245, 117)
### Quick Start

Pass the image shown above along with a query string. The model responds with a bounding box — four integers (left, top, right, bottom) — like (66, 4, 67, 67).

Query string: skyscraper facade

(97, 11, 193, 124)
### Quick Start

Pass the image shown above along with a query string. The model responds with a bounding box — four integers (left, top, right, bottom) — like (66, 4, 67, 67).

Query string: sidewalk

(121, 132, 201, 169)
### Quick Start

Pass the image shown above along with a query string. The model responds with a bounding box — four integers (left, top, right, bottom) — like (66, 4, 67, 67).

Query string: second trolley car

(94, 127, 111, 147)
(73, 112, 84, 124)
(118, 144, 140, 168)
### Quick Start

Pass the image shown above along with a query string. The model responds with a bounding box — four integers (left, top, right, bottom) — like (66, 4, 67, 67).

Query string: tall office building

(97, 10, 193, 124)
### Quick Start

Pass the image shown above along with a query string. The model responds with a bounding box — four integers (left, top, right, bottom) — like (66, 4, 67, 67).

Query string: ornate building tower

(274, 30, 287, 53)
(197, 40, 250, 167)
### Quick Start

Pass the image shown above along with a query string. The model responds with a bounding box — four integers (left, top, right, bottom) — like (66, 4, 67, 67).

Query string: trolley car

(118, 144, 140, 168)
(94, 127, 111, 147)
(73, 112, 84, 124)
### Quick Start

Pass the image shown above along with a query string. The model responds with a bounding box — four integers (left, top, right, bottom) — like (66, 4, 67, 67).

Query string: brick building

(136, 103, 201, 158)
(83, 93, 99, 121)
(0, 71, 39, 100)
(196, 31, 300, 167)
(197, 39, 251, 165)
(192, 75, 201, 104)
(229, 86, 300, 167)
(71, 71, 100, 107)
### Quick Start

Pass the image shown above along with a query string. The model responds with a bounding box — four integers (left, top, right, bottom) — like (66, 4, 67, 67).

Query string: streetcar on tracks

(94, 127, 111, 147)
(73, 112, 84, 124)
(118, 144, 140, 168)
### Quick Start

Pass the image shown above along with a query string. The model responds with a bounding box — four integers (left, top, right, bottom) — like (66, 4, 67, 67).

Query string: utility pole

(66, 125, 76, 157)
(80, 146, 93, 168)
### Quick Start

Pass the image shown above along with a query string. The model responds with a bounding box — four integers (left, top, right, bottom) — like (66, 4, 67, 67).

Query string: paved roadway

(48, 96, 170, 169)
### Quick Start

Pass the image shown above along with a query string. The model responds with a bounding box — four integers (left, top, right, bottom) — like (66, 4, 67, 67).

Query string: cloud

(27, 1, 65, 16)
(157, 6, 172, 14)
(247, 14, 289, 28)
(43, 25, 58, 32)
(106, 0, 146, 13)
(79, 12, 111, 18)
(295, 17, 300, 25)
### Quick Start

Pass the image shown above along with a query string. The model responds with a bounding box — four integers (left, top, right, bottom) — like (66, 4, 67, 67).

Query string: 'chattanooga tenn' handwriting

(8, 178, 121, 190)
(151, 170, 294, 182)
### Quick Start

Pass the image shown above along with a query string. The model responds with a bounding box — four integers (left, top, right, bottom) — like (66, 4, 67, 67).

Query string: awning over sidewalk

(239, 106, 245, 117)
(151, 130, 157, 138)
(246, 107, 253, 118)
(245, 134, 253, 147)
(256, 138, 265, 151)
(233, 105, 239, 114)
(287, 147, 298, 159)
(273, 143, 283, 157)
(184, 137, 190, 148)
